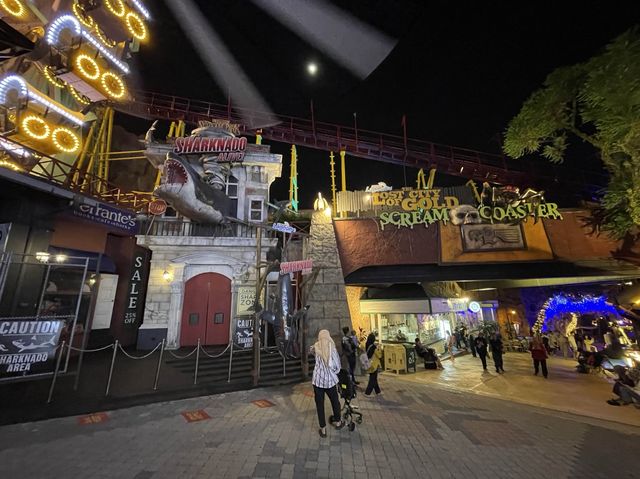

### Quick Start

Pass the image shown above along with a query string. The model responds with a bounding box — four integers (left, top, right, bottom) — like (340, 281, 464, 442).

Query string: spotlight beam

(164, 0, 278, 129)
(252, 0, 396, 79)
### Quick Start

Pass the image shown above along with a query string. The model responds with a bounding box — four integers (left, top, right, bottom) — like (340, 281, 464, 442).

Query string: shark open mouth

(162, 158, 189, 185)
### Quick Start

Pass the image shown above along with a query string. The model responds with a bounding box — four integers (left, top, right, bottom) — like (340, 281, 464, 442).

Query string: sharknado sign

(372, 189, 562, 230)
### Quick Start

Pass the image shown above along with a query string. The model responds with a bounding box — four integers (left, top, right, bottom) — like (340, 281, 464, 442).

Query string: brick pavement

(0, 373, 638, 479)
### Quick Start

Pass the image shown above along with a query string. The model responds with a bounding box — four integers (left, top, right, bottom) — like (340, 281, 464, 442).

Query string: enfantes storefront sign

(72, 202, 138, 233)
(0, 320, 64, 377)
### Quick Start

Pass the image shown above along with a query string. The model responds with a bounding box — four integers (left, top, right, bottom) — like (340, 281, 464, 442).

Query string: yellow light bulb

(75, 54, 100, 80)
(100, 72, 126, 99)
(94, 27, 116, 48)
(72, 1, 94, 28)
(67, 84, 91, 106)
(21, 115, 50, 140)
(125, 11, 147, 41)
(43, 66, 66, 89)
(0, 0, 26, 18)
(104, 0, 125, 17)
(52, 127, 80, 153)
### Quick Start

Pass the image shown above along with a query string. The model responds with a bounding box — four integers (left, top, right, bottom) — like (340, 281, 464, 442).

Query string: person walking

(310, 330, 344, 437)
(341, 326, 359, 385)
(489, 333, 505, 373)
(475, 332, 489, 371)
(468, 332, 477, 357)
(447, 332, 456, 363)
(364, 333, 383, 397)
(529, 335, 549, 378)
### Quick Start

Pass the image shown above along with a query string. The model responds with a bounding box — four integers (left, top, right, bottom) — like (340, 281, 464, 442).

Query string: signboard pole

(252, 227, 262, 387)
(47, 340, 65, 403)
(65, 258, 89, 373)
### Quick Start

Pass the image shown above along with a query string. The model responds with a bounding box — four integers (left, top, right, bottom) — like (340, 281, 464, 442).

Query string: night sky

(122, 1, 640, 208)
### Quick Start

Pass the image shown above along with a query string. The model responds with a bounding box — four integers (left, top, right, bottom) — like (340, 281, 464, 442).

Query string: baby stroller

(337, 369, 363, 431)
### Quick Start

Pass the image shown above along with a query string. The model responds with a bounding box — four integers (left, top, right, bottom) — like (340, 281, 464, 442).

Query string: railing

(139, 217, 268, 238)
(117, 90, 609, 190)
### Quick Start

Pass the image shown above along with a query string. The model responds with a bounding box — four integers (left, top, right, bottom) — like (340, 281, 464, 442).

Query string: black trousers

(493, 352, 503, 371)
(478, 353, 488, 370)
(533, 359, 548, 377)
(365, 370, 381, 395)
(347, 354, 357, 381)
(313, 385, 342, 428)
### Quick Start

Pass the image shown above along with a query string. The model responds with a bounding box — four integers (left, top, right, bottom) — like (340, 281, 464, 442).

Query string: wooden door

(180, 273, 231, 346)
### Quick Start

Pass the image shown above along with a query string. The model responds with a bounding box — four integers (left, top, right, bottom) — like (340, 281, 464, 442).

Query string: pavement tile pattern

(1, 371, 639, 479)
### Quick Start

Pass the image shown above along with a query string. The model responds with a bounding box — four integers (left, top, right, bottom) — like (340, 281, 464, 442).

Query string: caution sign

(0, 320, 64, 377)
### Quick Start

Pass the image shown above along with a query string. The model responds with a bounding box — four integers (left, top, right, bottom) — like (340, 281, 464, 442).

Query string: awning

(47, 247, 117, 273)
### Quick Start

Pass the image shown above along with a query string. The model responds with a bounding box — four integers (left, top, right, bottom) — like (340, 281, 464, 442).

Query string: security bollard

(153, 339, 165, 391)
(47, 340, 66, 404)
(194, 338, 200, 385)
(105, 340, 118, 396)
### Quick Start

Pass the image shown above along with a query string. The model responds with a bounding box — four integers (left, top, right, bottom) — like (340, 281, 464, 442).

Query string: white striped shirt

(311, 347, 341, 388)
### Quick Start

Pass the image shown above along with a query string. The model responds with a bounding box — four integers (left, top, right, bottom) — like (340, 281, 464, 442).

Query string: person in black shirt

(341, 326, 359, 385)
(489, 333, 505, 373)
(475, 332, 489, 371)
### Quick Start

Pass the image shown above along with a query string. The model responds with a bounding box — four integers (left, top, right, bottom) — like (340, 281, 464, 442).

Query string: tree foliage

(503, 28, 640, 238)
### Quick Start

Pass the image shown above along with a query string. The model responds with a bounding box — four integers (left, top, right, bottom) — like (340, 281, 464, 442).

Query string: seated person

(396, 329, 407, 342)
(415, 338, 443, 369)
(607, 365, 640, 406)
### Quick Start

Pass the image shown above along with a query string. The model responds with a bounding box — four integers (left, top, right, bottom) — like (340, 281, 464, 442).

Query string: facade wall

(50, 217, 108, 253)
(136, 235, 276, 349)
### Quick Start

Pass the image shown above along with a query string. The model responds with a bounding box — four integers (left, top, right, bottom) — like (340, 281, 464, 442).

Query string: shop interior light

(21, 115, 50, 140)
(125, 11, 147, 41)
(75, 53, 100, 80)
(52, 127, 81, 153)
(100, 72, 126, 99)
(88, 274, 97, 286)
(105, 0, 126, 17)
(130, 0, 150, 19)
(46, 15, 130, 74)
(35, 252, 50, 263)
(55, 254, 67, 263)
(0, 0, 26, 18)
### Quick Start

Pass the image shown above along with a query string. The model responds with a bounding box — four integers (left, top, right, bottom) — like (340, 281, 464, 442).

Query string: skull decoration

(450, 204, 481, 225)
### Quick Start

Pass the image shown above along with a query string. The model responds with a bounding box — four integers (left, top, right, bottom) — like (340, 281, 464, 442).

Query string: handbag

(359, 345, 374, 371)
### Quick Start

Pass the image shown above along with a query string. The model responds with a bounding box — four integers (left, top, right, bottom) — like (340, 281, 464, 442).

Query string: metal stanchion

(194, 338, 200, 385)
(227, 342, 234, 383)
(105, 340, 118, 396)
(47, 341, 66, 404)
(153, 339, 165, 391)
(283, 354, 286, 377)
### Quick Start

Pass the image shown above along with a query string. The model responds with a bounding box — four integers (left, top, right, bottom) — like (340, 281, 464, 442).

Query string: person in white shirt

(311, 329, 344, 437)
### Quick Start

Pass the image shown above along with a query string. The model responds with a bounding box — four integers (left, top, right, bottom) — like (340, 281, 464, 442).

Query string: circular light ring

(21, 115, 50, 140)
(104, 0, 125, 18)
(100, 72, 126, 99)
(67, 84, 91, 106)
(125, 11, 147, 41)
(0, 0, 26, 18)
(75, 54, 100, 80)
(72, 1, 94, 28)
(43, 66, 66, 88)
(52, 127, 80, 153)
(94, 27, 116, 48)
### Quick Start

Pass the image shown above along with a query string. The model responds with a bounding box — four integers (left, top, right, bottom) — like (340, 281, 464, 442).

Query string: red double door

(180, 273, 231, 346)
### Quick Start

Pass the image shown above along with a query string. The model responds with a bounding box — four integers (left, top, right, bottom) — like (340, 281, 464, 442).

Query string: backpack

(359, 344, 374, 371)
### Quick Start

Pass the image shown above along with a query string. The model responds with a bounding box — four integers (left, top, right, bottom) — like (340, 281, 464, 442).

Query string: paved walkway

(401, 350, 640, 427)
(0, 369, 638, 478)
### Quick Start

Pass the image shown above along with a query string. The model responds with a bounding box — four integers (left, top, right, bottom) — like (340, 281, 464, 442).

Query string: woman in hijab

(311, 329, 344, 437)
(364, 332, 383, 396)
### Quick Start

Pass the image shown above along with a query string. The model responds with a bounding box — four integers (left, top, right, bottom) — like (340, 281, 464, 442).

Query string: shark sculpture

(144, 122, 242, 224)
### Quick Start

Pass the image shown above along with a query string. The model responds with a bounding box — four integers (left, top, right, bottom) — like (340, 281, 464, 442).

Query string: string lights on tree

(533, 294, 619, 333)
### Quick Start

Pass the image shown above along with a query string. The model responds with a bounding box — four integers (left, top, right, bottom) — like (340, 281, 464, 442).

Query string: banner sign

(236, 287, 256, 316)
(373, 189, 459, 211)
(235, 317, 253, 349)
(148, 199, 167, 216)
(173, 136, 247, 163)
(280, 259, 313, 275)
(272, 222, 296, 234)
(72, 202, 138, 234)
(0, 320, 64, 376)
(123, 247, 150, 328)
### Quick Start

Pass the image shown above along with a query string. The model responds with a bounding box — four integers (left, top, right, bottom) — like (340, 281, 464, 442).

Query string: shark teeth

(163, 159, 189, 185)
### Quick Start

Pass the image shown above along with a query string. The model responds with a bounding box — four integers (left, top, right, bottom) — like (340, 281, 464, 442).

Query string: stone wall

(306, 211, 351, 338)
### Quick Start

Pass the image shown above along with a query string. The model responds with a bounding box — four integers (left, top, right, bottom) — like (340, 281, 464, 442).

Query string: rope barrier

(198, 343, 231, 359)
(167, 346, 199, 359)
(68, 343, 114, 353)
(117, 342, 162, 360)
